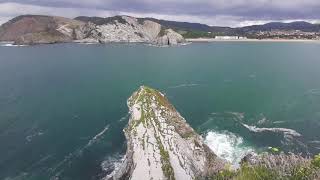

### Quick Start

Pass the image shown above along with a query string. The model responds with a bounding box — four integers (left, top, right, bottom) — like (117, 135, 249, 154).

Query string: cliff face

(112, 86, 225, 180)
(0, 15, 84, 44)
(0, 15, 185, 46)
(75, 16, 185, 46)
(74, 16, 162, 43)
(154, 29, 186, 46)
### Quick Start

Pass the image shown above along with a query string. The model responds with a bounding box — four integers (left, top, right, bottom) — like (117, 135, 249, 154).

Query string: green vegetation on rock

(312, 153, 320, 168)
(211, 153, 320, 180)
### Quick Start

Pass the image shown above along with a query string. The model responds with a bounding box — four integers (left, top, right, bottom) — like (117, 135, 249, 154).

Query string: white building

(215, 36, 247, 40)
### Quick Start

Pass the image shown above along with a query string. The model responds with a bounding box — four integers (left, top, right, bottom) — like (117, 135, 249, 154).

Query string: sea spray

(204, 130, 255, 166)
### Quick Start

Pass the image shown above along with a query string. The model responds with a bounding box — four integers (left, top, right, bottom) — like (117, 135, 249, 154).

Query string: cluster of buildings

(252, 30, 320, 40)
(214, 36, 247, 40)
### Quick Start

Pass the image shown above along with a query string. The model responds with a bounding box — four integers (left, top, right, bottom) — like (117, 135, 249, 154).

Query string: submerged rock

(111, 86, 225, 180)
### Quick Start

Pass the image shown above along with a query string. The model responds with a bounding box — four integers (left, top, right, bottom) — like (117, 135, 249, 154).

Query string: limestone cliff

(154, 29, 186, 46)
(111, 86, 225, 180)
(74, 16, 162, 43)
(74, 16, 185, 46)
(0, 15, 185, 45)
(0, 15, 84, 44)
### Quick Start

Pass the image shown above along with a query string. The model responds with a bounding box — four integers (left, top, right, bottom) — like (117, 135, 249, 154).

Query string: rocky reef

(107, 86, 320, 180)
(0, 15, 185, 46)
(111, 86, 225, 180)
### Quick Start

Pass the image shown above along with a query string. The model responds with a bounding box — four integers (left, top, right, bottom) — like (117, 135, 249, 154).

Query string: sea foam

(204, 130, 255, 166)
(0, 43, 27, 47)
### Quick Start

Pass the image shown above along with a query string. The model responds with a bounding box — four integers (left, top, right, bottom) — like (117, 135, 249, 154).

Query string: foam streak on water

(241, 123, 301, 137)
(86, 125, 110, 148)
(168, 83, 200, 89)
(204, 130, 254, 166)
(0, 43, 27, 47)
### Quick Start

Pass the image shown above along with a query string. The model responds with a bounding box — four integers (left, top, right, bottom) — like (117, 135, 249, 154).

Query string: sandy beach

(186, 38, 320, 43)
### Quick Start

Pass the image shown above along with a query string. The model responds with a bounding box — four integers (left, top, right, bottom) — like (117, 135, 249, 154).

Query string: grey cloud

(0, 0, 319, 26)
(1, 0, 320, 19)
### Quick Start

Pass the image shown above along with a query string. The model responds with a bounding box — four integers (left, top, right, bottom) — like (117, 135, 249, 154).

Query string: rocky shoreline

(111, 86, 225, 179)
(108, 86, 320, 180)
(0, 15, 186, 46)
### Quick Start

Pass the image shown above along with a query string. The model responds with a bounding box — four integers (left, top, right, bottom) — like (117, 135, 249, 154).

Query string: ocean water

(0, 42, 320, 179)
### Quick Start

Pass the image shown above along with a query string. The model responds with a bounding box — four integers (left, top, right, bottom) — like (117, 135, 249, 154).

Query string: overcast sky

(0, 0, 319, 27)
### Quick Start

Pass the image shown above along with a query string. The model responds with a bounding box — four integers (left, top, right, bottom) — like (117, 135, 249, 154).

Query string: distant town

(204, 30, 320, 40)
(248, 30, 320, 40)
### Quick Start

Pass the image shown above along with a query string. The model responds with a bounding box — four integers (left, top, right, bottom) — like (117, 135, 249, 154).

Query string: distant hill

(137, 18, 213, 32)
(74, 16, 127, 25)
(1, 14, 320, 43)
(0, 15, 84, 44)
(128, 19, 320, 38)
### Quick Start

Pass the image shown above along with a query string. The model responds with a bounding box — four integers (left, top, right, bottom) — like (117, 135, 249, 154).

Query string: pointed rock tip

(128, 86, 174, 110)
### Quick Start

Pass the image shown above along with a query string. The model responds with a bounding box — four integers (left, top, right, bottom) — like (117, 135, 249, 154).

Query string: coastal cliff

(0, 15, 84, 44)
(0, 15, 185, 46)
(108, 86, 320, 180)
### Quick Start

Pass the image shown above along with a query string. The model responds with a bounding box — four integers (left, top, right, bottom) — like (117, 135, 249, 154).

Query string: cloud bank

(0, 1, 319, 27)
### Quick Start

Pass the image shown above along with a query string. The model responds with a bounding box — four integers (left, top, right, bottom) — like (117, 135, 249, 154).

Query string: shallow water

(0, 42, 320, 179)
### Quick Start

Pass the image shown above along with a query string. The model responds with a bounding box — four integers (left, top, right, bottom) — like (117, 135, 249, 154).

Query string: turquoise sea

(0, 42, 320, 179)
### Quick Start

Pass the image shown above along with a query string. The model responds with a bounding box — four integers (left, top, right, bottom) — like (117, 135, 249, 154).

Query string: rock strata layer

(0, 15, 185, 46)
(111, 86, 225, 180)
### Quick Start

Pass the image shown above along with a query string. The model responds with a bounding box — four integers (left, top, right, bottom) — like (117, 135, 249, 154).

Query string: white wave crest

(101, 154, 125, 180)
(306, 89, 320, 95)
(168, 83, 200, 89)
(204, 130, 255, 166)
(1, 43, 27, 47)
(242, 123, 301, 137)
(86, 125, 110, 148)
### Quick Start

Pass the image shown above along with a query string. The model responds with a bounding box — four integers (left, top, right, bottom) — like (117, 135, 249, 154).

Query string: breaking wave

(241, 123, 301, 137)
(0, 43, 27, 47)
(204, 130, 255, 166)
(101, 153, 125, 180)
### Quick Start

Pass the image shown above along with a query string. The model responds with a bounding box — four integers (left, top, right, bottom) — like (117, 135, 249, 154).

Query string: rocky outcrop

(154, 29, 186, 46)
(74, 16, 162, 43)
(241, 152, 320, 179)
(74, 16, 185, 46)
(106, 86, 320, 180)
(0, 15, 185, 46)
(0, 15, 84, 44)
(111, 86, 225, 180)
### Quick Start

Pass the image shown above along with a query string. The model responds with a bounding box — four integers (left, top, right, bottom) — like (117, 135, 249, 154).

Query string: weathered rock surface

(154, 29, 186, 46)
(0, 15, 84, 44)
(242, 152, 320, 179)
(74, 16, 161, 43)
(111, 86, 225, 180)
(0, 15, 185, 45)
